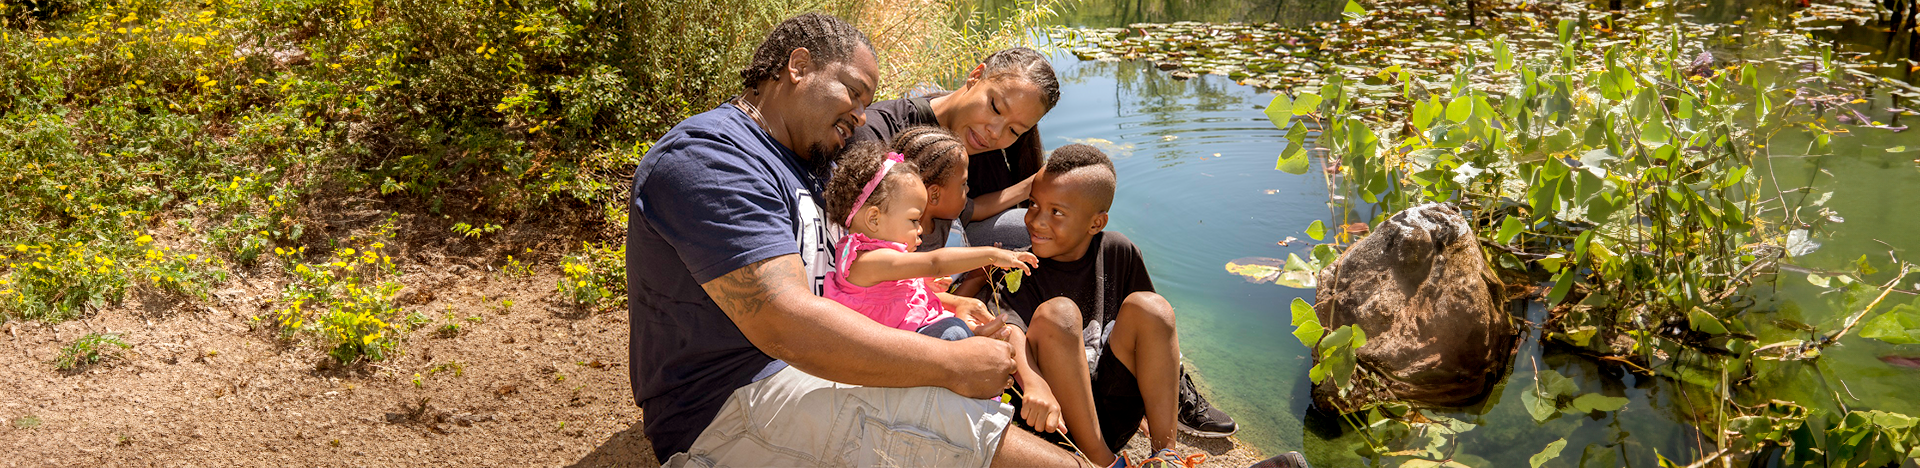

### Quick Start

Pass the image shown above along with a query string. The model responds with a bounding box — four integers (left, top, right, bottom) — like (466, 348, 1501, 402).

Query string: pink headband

(845, 152, 905, 227)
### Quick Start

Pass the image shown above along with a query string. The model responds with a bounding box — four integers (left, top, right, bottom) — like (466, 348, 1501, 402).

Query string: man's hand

(946, 337, 1017, 399)
(702, 255, 1018, 394)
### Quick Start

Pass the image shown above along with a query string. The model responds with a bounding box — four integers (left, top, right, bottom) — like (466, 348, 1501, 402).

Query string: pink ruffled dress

(825, 233, 953, 332)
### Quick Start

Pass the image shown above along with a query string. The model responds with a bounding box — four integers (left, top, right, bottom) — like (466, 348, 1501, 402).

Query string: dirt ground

(0, 197, 1265, 467)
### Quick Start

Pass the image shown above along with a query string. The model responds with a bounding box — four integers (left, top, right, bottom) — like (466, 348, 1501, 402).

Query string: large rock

(1312, 203, 1516, 408)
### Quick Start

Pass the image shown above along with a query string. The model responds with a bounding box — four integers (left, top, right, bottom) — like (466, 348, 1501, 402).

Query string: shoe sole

(1177, 422, 1237, 438)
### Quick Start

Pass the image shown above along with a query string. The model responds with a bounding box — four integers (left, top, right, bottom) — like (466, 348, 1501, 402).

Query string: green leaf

(1003, 269, 1022, 293)
(1292, 93, 1324, 116)
(1276, 146, 1310, 174)
(1294, 322, 1326, 349)
(1531, 439, 1569, 468)
(1322, 324, 1354, 352)
(1522, 385, 1558, 422)
(1342, 0, 1368, 19)
(1412, 98, 1436, 130)
(1540, 368, 1577, 397)
(1537, 253, 1566, 273)
(1445, 97, 1473, 123)
(1639, 117, 1670, 145)
(1306, 220, 1327, 241)
(1311, 244, 1338, 266)
(1569, 393, 1630, 413)
(1806, 273, 1831, 288)
(1524, 369, 1577, 422)
(1290, 297, 1316, 327)
(1265, 93, 1293, 130)
(1277, 121, 1310, 174)
(1689, 308, 1729, 335)
(1859, 303, 1920, 345)
(1578, 443, 1618, 468)
(1494, 37, 1514, 72)
(1547, 269, 1576, 305)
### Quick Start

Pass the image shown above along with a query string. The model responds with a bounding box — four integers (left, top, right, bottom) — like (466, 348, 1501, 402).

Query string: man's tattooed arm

(701, 254, 809, 322)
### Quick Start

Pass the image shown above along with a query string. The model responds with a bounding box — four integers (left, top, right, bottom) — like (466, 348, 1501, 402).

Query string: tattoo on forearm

(703, 256, 807, 320)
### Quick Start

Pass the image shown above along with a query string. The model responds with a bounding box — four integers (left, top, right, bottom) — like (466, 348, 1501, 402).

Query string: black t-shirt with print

(993, 231, 1154, 353)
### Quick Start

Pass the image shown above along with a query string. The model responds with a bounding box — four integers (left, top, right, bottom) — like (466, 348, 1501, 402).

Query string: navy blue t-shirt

(626, 103, 836, 461)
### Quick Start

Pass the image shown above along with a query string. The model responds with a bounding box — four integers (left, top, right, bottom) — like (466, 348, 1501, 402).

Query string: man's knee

(1029, 297, 1084, 344)
(1121, 291, 1176, 332)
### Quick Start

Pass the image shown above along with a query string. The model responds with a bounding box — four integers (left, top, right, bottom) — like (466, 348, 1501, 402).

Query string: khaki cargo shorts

(663, 366, 1014, 468)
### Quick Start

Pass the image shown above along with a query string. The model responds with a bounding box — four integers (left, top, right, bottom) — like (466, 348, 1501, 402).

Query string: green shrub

(557, 241, 623, 310)
(2, 241, 132, 323)
(53, 332, 130, 370)
(272, 218, 404, 363)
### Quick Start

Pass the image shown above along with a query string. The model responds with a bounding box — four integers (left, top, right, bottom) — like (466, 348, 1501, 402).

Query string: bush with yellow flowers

(133, 234, 230, 300)
(1, 241, 131, 322)
(556, 241, 624, 311)
(1, 0, 1010, 329)
(271, 219, 403, 364)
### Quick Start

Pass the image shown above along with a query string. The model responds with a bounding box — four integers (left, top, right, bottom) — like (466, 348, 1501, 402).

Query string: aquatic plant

(1058, 0, 1920, 465)
(1259, 0, 1920, 465)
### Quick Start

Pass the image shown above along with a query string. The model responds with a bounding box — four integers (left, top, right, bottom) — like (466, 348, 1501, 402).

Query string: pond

(974, 0, 1920, 466)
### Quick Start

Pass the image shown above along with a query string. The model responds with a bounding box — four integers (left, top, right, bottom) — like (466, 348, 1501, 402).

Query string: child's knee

(1029, 297, 1084, 342)
(1121, 291, 1176, 332)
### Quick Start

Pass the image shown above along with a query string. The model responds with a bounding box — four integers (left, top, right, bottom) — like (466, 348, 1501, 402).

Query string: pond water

(1028, 47, 1702, 467)
(976, 0, 1920, 466)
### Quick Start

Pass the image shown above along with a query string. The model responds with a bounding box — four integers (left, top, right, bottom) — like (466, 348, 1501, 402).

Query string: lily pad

(1225, 257, 1286, 284)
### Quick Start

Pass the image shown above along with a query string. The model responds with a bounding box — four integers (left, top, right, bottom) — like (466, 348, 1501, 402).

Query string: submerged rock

(1312, 203, 1517, 409)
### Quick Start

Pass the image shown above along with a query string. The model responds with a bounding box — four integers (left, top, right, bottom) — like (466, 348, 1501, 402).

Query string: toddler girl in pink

(823, 140, 1036, 339)
(823, 132, 1066, 435)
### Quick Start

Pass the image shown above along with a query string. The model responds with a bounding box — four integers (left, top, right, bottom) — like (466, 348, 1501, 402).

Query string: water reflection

(1056, 58, 1261, 166)
(966, 0, 1342, 27)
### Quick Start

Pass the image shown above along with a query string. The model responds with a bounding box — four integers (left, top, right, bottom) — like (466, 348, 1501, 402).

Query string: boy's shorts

(1089, 338, 1145, 453)
(1009, 325, 1147, 454)
(664, 366, 1014, 468)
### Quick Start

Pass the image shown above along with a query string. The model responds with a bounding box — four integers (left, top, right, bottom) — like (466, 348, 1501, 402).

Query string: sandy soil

(0, 197, 1264, 467)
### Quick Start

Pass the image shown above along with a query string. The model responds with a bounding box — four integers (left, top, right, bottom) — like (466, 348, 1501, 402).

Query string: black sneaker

(1177, 369, 1238, 438)
(1248, 451, 1311, 468)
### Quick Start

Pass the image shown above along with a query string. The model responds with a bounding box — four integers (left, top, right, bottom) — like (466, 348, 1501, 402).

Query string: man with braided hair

(626, 12, 1095, 467)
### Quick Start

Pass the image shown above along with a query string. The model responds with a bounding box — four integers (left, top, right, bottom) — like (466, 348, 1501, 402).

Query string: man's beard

(803, 141, 844, 180)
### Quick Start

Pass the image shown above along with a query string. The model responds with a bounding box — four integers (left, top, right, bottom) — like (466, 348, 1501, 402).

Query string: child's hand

(988, 249, 1039, 274)
(1017, 379, 1065, 434)
(929, 275, 955, 292)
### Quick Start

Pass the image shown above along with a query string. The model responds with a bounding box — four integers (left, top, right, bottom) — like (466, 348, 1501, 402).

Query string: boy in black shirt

(989, 144, 1223, 466)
